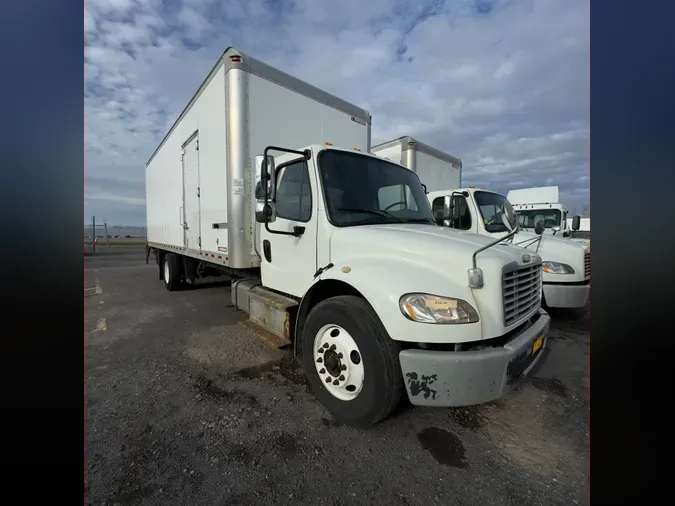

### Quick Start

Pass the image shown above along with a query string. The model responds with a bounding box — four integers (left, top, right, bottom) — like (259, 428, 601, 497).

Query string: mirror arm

(472, 226, 518, 269)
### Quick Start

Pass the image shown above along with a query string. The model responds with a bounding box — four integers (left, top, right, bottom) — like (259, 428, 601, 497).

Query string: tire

(163, 253, 182, 291)
(302, 295, 403, 427)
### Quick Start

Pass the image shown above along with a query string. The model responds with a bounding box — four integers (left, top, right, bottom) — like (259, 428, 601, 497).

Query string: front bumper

(543, 281, 590, 308)
(399, 309, 551, 407)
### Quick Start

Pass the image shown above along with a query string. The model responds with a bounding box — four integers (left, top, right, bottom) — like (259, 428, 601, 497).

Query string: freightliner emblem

(521, 254, 532, 263)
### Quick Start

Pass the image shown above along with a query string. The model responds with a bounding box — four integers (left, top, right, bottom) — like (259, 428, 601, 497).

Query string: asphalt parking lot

(85, 247, 589, 506)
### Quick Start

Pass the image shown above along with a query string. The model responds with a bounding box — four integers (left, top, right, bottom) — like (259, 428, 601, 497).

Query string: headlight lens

(399, 294, 480, 324)
(542, 261, 575, 274)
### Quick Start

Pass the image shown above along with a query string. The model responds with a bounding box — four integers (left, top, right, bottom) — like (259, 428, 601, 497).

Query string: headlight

(542, 261, 575, 274)
(399, 293, 480, 324)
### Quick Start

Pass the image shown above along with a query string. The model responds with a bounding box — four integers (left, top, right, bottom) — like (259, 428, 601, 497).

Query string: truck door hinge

(197, 187, 200, 198)
(195, 140, 199, 151)
(198, 237, 201, 248)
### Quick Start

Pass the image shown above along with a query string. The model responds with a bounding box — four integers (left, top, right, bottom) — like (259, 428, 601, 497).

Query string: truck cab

(428, 188, 590, 311)
(506, 186, 589, 245)
(241, 144, 550, 425)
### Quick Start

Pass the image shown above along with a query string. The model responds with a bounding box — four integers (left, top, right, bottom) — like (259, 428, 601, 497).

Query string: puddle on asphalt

(530, 377, 568, 398)
(275, 433, 299, 458)
(418, 427, 468, 468)
(234, 357, 309, 392)
(194, 375, 259, 406)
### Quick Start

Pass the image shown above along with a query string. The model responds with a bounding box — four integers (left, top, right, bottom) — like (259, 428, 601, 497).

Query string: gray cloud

(85, 0, 589, 224)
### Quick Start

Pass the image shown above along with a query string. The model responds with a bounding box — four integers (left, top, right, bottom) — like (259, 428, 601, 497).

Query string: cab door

(259, 155, 318, 298)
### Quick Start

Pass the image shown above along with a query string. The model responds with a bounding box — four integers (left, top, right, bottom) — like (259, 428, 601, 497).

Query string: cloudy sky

(85, 0, 589, 225)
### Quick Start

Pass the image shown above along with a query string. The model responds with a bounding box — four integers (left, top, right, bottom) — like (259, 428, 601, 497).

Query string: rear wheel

(163, 253, 182, 291)
(302, 295, 403, 427)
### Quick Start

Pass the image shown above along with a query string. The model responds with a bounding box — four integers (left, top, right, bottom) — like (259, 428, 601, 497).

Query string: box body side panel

(372, 143, 403, 164)
(415, 150, 462, 192)
(146, 66, 229, 256)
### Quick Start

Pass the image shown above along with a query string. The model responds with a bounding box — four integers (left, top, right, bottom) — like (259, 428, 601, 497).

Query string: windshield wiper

(404, 217, 435, 224)
(336, 208, 405, 223)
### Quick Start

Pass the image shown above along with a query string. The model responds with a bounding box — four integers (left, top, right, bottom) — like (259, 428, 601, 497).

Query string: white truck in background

(506, 186, 589, 244)
(371, 137, 590, 311)
(145, 48, 551, 427)
(370, 136, 462, 191)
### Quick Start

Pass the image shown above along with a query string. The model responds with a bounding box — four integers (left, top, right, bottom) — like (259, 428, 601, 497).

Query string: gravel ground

(85, 247, 589, 506)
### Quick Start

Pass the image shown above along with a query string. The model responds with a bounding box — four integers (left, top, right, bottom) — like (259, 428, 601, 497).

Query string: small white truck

(145, 48, 551, 426)
(371, 137, 590, 311)
(506, 186, 588, 242)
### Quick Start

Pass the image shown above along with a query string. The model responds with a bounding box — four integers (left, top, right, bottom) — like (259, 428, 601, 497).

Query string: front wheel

(302, 295, 403, 427)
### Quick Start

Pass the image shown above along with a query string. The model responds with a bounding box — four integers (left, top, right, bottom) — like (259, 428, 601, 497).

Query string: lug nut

(333, 380, 339, 385)
(337, 352, 343, 358)
(330, 344, 336, 350)
(319, 368, 325, 374)
(318, 348, 324, 354)
(317, 357, 323, 363)
(341, 365, 347, 371)
(338, 375, 345, 381)
(323, 343, 329, 349)
(325, 377, 332, 383)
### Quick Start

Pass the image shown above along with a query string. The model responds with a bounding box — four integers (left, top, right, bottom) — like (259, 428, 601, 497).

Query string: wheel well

(293, 279, 364, 358)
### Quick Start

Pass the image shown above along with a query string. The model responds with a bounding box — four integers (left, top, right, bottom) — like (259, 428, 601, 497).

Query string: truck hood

(329, 224, 535, 269)
(328, 224, 543, 337)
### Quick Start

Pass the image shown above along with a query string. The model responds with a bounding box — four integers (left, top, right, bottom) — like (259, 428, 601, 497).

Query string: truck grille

(503, 264, 542, 327)
(584, 251, 590, 278)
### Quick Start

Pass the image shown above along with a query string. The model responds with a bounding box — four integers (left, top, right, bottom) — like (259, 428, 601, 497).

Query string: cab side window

(275, 160, 312, 222)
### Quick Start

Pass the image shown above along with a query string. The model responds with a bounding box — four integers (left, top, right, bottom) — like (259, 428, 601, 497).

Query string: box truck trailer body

(371, 136, 462, 192)
(146, 48, 371, 269)
(144, 50, 550, 426)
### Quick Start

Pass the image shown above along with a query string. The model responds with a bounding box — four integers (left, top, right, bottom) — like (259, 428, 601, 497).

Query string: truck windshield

(318, 150, 435, 227)
(516, 209, 562, 230)
(474, 191, 516, 233)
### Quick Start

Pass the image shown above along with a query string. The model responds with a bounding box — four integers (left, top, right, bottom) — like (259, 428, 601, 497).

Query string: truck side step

(232, 278, 297, 349)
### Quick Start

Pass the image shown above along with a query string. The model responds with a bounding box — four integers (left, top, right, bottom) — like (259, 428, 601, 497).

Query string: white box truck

(506, 186, 588, 244)
(145, 48, 551, 426)
(371, 137, 590, 311)
(370, 136, 462, 192)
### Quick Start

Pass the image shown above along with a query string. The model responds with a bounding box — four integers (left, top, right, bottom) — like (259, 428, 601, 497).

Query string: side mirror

(534, 220, 545, 235)
(260, 155, 276, 201)
(444, 196, 460, 222)
(571, 215, 581, 231)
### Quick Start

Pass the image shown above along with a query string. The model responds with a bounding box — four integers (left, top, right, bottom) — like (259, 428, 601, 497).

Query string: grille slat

(503, 263, 542, 326)
(584, 251, 590, 278)
(504, 276, 541, 298)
